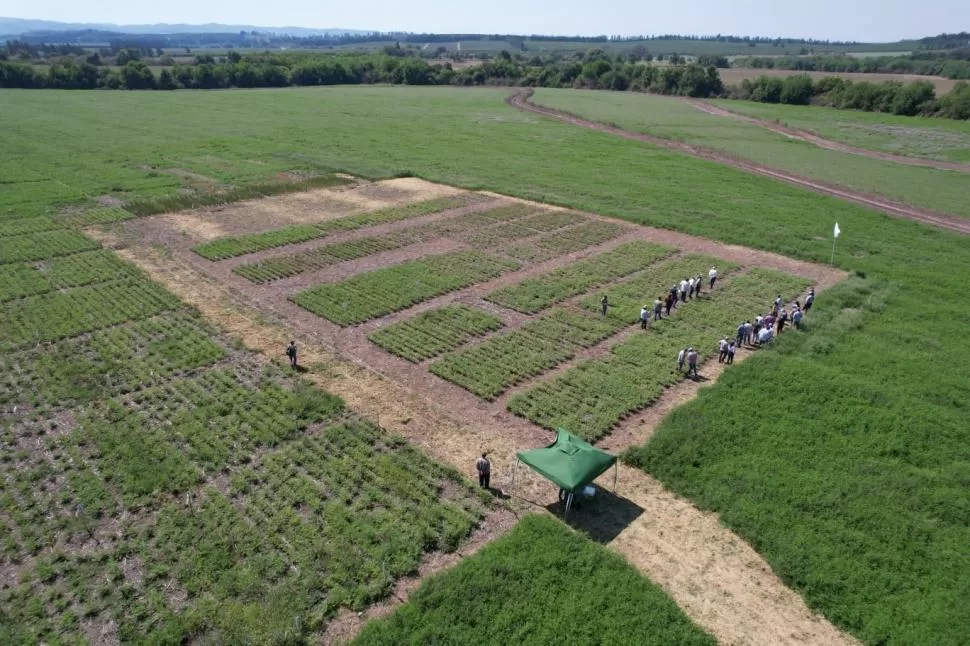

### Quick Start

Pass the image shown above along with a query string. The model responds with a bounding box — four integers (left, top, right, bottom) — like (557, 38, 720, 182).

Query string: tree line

(731, 75, 970, 120)
(0, 49, 724, 97)
(733, 51, 970, 80)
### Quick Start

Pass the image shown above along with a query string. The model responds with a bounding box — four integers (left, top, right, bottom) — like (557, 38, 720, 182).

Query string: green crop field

(430, 308, 621, 399)
(355, 514, 715, 645)
(486, 240, 675, 313)
(1, 85, 968, 644)
(530, 88, 970, 219)
(291, 250, 519, 325)
(368, 305, 505, 362)
(711, 99, 970, 163)
(511, 269, 811, 440)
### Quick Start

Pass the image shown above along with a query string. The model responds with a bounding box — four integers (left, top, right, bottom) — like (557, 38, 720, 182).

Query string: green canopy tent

(513, 428, 618, 518)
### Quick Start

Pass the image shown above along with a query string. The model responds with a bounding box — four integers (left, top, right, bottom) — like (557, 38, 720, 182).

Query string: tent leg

(613, 462, 618, 493)
(511, 459, 518, 497)
(564, 492, 573, 520)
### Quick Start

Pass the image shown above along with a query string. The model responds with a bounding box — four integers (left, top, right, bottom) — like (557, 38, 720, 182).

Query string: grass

(354, 514, 715, 646)
(711, 99, 970, 163)
(486, 240, 675, 313)
(531, 88, 970, 219)
(368, 305, 504, 362)
(291, 250, 519, 326)
(1, 85, 968, 643)
(193, 194, 482, 260)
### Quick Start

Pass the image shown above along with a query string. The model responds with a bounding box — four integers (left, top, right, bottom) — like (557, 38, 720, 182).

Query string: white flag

(833, 222, 841, 238)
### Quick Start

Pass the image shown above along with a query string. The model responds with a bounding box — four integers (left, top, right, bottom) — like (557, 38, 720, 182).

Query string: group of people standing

(676, 286, 815, 378)
(638, 266, 719, 328)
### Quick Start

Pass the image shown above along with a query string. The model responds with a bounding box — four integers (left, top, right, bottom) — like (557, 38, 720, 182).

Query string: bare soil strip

(508, 89, 970, 235)
(685, 99, 970, 173)
(105, 195, 855, 643)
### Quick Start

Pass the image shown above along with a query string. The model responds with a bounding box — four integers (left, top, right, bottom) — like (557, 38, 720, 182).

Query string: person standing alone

(286, 341, 298, 369)
(476, 452, 491, 489)
(601, 295, 609, 317)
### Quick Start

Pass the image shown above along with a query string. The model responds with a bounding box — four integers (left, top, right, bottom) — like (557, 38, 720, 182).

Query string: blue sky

(6, 0, 968, 41)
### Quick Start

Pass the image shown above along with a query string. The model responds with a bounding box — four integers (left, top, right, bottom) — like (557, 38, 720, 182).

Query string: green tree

(780, 74, 813, 105)
(120, 61, 155, 90)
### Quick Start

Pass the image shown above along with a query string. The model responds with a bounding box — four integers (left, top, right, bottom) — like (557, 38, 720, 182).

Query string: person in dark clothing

(804, 289, 815, 312)
(476, 453, 491, 489)
(601, 295, 609, 316)
(664, 293, 673, 316)
(286, 341, 298, 368)
(727, 341, 736, 364)
(778, 309, 789, 333)
(695, 274, 703, 297)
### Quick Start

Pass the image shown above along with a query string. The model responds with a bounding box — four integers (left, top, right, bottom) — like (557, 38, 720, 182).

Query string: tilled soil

(509, 89, 970, 235)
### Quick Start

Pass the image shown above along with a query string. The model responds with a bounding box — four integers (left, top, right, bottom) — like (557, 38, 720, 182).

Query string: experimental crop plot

(368, 305, 505, 362)
(291, 250, 519, 326)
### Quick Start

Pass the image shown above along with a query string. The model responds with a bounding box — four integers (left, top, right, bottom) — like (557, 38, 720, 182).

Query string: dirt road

(686, 99, 970, 173)
(508, 89, 970, 236)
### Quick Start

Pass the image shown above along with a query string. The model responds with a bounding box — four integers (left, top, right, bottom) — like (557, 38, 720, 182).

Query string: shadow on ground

(546, 488, 645, 544)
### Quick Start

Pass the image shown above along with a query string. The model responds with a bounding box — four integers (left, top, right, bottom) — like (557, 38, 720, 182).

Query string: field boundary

(509, 89, 970, 235)
(685, 99, 970, 173)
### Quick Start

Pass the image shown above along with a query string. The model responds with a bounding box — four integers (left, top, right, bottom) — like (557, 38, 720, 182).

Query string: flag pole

(831, 236, 837, 264)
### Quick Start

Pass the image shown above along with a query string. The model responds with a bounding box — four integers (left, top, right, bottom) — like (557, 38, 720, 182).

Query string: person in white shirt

(804, 289, 815, 312)
(677, 347, 687, 372)
(708, 266, 718, 289)
(679, 278, 689, 302)
(718, 338, 729, 363)
(687, 277, 696, 300)
(640, 306, 650, 330)
(758, 326, 772, 345)
(792, 307, 804, 329)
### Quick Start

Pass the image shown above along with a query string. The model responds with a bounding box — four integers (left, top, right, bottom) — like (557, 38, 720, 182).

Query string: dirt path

(111, 219, 856, 644)
(508, 89, 970, 236)
(686, 99, 970, 173)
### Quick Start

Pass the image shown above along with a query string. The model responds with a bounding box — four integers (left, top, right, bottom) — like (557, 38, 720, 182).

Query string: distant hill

(0, 17, 370, 37)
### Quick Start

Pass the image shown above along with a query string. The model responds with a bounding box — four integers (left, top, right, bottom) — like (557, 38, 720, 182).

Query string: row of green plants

(731, 75, 970, 119)
(193, 194, 483, 260)
(430, 254, 734, 399)
(0, 310, 226, 412)
(76, 366, 345, 507)
(0, 279, 182, 350)
(0, 250, 140, 302)
(0, 214, 62, 237)
(291, 251, 520, 326)
(503, 220, 629, 262)
(429, 308, 620, 399)
(368, 305, 505, 363)
(509, 269, 811, 440)
(451, 210, 577, 248)
(232, 229, 427, 284)
(0, 229, 100, 265)
(486, 241, 675, 313)
(1, 410, 489, 644)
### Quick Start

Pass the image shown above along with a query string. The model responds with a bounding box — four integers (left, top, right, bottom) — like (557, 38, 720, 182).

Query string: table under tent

(513, 428, 618, 518)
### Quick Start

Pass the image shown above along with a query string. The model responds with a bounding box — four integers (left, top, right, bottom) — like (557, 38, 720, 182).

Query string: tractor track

(508, 89, 970, 236)
(685, 99, 970, 173)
